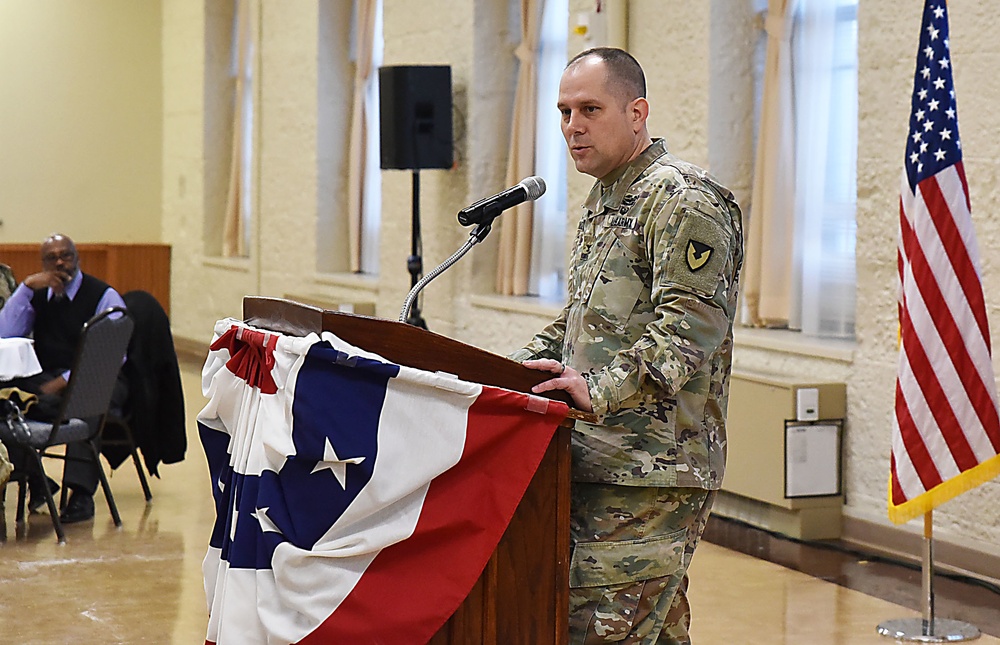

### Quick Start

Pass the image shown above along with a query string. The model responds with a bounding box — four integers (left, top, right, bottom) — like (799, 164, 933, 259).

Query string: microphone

(457, 176, 546, 226)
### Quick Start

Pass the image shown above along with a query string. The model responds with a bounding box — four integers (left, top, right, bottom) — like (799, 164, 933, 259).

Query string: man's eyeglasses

(42, 251, 76, 264)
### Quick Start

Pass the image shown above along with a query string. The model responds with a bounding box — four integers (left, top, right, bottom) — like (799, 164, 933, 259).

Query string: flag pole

(921, 512, 934, 631)
(875, 511, 980, 642)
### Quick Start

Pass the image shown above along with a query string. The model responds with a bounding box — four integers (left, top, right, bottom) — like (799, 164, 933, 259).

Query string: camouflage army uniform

(511, 139, 743, 644)
(0, 264, 15, 310)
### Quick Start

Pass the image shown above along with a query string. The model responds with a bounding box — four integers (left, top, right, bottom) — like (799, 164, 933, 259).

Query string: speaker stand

(405, 169, 428, 329)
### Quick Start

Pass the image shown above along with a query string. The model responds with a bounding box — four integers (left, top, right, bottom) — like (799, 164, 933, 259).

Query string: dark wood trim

(0, 242, 172, 316)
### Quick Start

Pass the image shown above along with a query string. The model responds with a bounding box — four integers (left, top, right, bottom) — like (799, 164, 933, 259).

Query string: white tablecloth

(0, 337, 43, 381)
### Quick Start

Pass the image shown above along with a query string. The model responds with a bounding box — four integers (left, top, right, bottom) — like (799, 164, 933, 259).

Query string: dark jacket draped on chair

(103, 291, 186, 476)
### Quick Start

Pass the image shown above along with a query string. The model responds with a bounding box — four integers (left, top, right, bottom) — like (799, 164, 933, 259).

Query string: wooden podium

(243, 297, 586, 645)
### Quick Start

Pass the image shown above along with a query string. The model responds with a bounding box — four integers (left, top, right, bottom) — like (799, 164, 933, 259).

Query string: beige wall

(10, 0, 1000, 564)
(0, 0, 162, 244)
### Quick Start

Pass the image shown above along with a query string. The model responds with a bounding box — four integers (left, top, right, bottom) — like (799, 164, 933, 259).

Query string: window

(529, 0, 568, 301)
(740, 0, 858, 339)
(203, 0, 258, 258)
(316, 0, 383, 275)
(358, 1, 384, 275)
(225, 0, 256, 258)
(788, 0, 858, 337)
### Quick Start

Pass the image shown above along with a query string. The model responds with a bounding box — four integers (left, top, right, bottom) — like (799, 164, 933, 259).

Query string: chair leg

(26, 451, 65, 543)
(15, 477, 27, 524)
(0, 482, 7, 542)
(87, 441, 121, 527)
(117, 422, 152, 502)
(130, 448, 152, 502)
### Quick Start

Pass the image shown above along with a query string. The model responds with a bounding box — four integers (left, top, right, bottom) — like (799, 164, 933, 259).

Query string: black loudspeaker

(379, 65, 453, 170)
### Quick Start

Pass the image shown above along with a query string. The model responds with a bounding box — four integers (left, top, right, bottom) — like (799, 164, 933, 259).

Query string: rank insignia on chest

(619, 195, 638, 214)
(686, 240, 713, 271)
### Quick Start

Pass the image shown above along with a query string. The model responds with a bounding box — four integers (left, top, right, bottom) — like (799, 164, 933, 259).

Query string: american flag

(892, 1, 1000, 524)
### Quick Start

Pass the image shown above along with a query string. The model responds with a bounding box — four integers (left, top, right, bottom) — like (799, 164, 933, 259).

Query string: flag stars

(939, 58, 950, 69)
(940, 128, 952, 140)
(933, 77, 946, 90)
(924, 46, 935, 60)
(311, 437, 366, 489)
(252, 507, 282, 534)
(915, 109, 925, 122)
(918, 89, 928, 100)
(910, 152, 919, 164)
(921, 66, 931, 79)
(933, 5, 944, 19)
(946, 108, 955, 119)
(928, 99, 939, 112)
(923, 120, 935, 132)
(927, 25, 939, 40)
(920, 142, 928, 153)
(912, 131, 922, 143)
(934, 149, 946, 161)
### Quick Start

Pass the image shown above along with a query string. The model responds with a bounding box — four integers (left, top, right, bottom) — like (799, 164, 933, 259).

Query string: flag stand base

(876, 618, 980, 642)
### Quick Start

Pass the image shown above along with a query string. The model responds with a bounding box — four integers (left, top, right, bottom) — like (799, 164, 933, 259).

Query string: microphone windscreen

(520, 176, 546, 201)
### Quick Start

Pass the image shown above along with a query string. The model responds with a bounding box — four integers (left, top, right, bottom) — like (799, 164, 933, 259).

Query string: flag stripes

(891, 2, 1000, 523)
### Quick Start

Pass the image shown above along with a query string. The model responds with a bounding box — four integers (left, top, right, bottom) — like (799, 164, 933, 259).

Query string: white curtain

(744, 0, 857, 337)
(222, 0, 257, 258)
(346, 0, 382, 274)
(790, 0, 857, 337)
(359, 2, 383, 275)
(496, 0, 544, 296)
(529, 0, 568, 302)
(742, 0, 796, 327)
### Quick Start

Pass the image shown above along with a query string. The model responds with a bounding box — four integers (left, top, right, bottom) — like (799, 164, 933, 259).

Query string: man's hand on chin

(23, 270, 70, 295)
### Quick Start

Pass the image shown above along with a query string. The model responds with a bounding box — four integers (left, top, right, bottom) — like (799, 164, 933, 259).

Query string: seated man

(0, 233, 126, 523)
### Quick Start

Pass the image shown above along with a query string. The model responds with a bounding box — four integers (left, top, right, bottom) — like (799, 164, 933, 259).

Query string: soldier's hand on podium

(523, 358, 593, 413)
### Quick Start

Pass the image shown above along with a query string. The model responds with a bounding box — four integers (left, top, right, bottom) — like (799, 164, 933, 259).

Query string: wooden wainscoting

(0, 243, 171, 316)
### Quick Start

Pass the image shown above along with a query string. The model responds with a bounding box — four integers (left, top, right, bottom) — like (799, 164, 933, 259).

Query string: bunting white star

(311, 437, 366, 488)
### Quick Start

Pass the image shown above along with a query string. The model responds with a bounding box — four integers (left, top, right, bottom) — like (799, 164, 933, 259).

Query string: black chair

(0, 306, 134, 542)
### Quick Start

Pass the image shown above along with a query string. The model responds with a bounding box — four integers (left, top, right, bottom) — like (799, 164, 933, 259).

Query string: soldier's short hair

(566, 47, 646, 105)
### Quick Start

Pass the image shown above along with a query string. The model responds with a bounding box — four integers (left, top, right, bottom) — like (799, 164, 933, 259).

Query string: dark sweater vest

(30, 273, 111, 373)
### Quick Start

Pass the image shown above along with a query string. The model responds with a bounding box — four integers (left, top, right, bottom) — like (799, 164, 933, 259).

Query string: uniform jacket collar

(582, 138, 668, 215)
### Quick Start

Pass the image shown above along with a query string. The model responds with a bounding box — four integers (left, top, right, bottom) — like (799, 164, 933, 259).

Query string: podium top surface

(243, 296, 595, 422)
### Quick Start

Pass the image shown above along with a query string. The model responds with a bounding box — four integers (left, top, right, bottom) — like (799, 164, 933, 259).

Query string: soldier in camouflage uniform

(511, 48, 743, 644)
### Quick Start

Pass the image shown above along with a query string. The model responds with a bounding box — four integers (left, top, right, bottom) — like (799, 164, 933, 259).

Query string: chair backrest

(59, 306, 135, 422)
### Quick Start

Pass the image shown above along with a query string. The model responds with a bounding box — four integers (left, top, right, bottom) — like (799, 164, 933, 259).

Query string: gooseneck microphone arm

(399, 176, 547, 324)
(399, 235, 479, 324)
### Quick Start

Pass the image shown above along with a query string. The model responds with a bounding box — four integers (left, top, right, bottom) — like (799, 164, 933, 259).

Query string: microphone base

(405, 307, 428, 329)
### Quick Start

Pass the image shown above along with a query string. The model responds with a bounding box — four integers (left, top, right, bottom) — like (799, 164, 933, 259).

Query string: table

(0, 337, 42, 381)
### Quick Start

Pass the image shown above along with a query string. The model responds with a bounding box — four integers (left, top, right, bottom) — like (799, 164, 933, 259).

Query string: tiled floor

(1, 358, 997, 644)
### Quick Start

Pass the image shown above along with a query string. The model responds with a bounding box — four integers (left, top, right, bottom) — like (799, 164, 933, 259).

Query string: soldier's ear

(630, 97, 649, 132)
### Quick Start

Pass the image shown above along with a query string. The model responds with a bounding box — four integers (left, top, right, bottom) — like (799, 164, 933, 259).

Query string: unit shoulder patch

(686, 240, 713, 271)
(665, 210, 730, 297)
